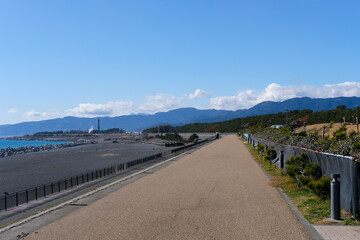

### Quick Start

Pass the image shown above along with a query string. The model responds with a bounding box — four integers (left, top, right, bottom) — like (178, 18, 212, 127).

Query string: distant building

(270, 125, 284, 129)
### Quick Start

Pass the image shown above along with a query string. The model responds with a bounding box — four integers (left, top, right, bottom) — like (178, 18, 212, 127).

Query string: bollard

(279, 151, 284, 169)
(331, 173, 341, 220)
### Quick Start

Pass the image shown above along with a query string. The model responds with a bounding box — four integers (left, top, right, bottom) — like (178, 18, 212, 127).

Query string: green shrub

(286, 153, 325, 190)
(308, 177, 331, 199)
(333, 126, 347, 141)
(286, 165, 301, 178)
(354, 141, 360, 151)
(264, 146, 277, 161)
(257, 143, 265, 153)
(297, 131, 307, 137)
(349, 130, 358, 139)
(304, 163, 322, 180)
(299, 175, 312, 186)
(286, 153, 310, 169)
(188, 133, 199, 143)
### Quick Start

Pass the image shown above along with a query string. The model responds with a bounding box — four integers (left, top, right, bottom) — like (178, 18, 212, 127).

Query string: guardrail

(0, 134, 218, 212)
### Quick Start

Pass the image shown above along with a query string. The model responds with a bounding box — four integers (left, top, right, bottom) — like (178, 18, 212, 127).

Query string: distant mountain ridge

(1, 96, 360, 137)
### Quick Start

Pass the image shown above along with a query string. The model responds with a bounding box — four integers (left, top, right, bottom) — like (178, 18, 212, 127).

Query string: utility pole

(285, 109, 288, 126)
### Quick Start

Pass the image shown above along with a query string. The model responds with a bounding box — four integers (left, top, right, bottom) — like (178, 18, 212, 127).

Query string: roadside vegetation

(250, 125, 360, 159)
(245, 141, 360, 225)
(147, 133, 199, 144)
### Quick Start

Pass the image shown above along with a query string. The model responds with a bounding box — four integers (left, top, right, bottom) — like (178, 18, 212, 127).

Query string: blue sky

(0, 0, 359, 125)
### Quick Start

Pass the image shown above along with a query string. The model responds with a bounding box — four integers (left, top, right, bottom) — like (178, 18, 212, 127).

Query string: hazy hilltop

(1, 96, 360, 137)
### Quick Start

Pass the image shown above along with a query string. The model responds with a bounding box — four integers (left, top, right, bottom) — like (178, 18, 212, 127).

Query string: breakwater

(0, 143, 77, 158)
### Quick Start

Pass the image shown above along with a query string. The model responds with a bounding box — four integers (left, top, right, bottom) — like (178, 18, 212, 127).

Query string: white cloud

(210, 81, 360, 110)
(67, 101, 136, 117)
(8, 108, 18, 114)
(23, 110, 61, 120)
(23, 110, 43, 118)
(67, 94, 184, 117)
(138, 94, 184, 113)
(188, 89, 210, 100)
(19, 83, 360, 121)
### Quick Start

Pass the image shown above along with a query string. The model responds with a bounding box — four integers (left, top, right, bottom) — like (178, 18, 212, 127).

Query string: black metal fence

(0, 152, 162, 211)
(0, 134, 218, 212)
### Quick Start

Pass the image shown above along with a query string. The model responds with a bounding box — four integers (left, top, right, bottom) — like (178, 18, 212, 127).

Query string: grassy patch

(243, 140, 356, 225)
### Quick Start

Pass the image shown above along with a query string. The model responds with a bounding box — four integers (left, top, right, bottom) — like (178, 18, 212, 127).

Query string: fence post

(16, 192, 19, 206)
(331, 174, 341, 220)
(43, 185, 46, 198)
(26, 190, 29, 203)
(58, 181, 61, 192)
(51, 183, 54, 195)
(4, 194, 7, 211)
(35, 187, 38, 200)
(65, 179, 67, 189)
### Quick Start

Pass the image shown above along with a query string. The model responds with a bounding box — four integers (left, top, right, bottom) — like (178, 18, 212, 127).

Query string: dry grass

(295, 122, 360, 137)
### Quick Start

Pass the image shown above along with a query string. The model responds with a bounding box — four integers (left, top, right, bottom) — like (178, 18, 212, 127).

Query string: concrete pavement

(313, 225, 360, 240)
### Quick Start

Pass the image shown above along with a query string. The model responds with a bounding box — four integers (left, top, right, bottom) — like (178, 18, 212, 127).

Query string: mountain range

(1, 96, 360, 137)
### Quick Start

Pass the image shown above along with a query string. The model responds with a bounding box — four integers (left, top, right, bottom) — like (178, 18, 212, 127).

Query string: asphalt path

(22, 135, 311, 240)
(0, 141, 170, 194)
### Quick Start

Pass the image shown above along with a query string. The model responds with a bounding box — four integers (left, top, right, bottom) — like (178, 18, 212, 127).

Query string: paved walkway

(314, 225, 360, 240)
(19, 135, 312, 240)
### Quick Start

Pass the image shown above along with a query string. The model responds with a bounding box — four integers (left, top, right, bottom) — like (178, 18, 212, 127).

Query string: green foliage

(354, 142, 360, 151)
(286, 153, 327, 199)
(188, 133, 199, 142)
(256, 143, 265, 154)
(333, 126, 347, 141)
(349, 130, 357, 139)
(142, 106, 360, 135)
(286, 153, 310, 170)
(286, 165, 301, 178)
(344, 219, 360, 225)
(296, 131, 307, 137)
(264, 146, 277, 161)
(159, 133, 183, 142)
(99, 128, 126, 134)
(329, 121, 334, 128)
(34, 131, 64, 136)
(308, 177, 331, 200)
(336, 105, 347, 111)
(304, 163, 322, 180)
(298, 175, 312, 186)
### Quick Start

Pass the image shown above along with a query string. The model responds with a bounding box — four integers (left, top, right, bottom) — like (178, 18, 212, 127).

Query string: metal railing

(0, 153, 162, 211)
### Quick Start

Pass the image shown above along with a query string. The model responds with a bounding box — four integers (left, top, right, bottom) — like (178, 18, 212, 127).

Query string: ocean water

(0, 140, 69, 150)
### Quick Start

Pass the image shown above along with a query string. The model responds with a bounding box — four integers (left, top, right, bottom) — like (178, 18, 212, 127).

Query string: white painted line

(0, 152, 187, 234)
